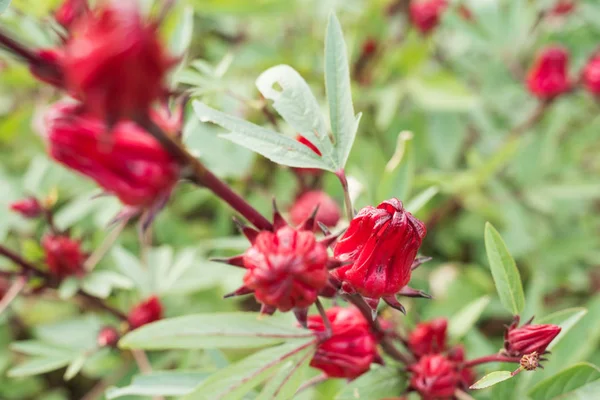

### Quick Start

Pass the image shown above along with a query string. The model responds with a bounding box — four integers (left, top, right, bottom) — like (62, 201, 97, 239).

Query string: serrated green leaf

(106, 371, 210, 399)
(528, 363, 600, 400)
(256, 64, 335, 170)
(470, 371, 513, 390)
(537, 308, 587, 351)
(335, 366, 407, 399)
(449, 296, 490, 341)
(325, 13, 361, 168)
(182, 340, 316, 400)
(119, 312, 313, 350)
(193, 101, 330, 170)
(484, 223, 525, 315)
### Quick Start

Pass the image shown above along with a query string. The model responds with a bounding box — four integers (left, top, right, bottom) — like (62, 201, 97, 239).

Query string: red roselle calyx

(504, 317, 561, 357)
(409, 354, 463, 399)
(55, 0, 174, 122)
(44, 101, 180, 208)
(582, 54, 600, 95)
(97, 326, 120, 347)
(409, 0, 448, 35)
(10, 197, 43, 219)
(217, 204, 342, 323)
(408, 318, 448, 357)
(331, 198, 428, 314)
(290, 190, 341, 228)
(54, 0, 89, 30)
(42, 234, 86, 278)
(308, 306, 380, 379)
(526, 46, 572, 100)
(127, 296, 163, 330)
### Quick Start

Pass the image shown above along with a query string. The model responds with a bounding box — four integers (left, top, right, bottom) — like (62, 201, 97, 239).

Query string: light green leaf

(193, 101, 330, 170)
(405, 186, 439, 214)
(325, 13, 361, 168)
(106, 371, 210, 399)
(256, 64, 335, 169)
(256, 345, 313, 400)
(58, 278, 80, 300)
(484, 223, 525, 315)
(63, 353, 86, 381)
(449, 296, 490, 341)
(0, 0, 11, 13)
(10, 341, 76, 358)
(169, 6, 194, 57)
(407, 72, 477, 112)
(119, 313, 313, 350)
(470, 371, 514, 390)
(111, 246, 150, 295)
(8, 356, 73, 378)
(182, 340, 316, 400)
(81, 271, 134, 299)
(335, 366, 407, 399)
(528, 363, 600, 400)
(537, 308, 587, 351)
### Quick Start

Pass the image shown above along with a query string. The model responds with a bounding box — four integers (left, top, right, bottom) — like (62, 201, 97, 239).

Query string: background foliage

(0, 0, 599, 399)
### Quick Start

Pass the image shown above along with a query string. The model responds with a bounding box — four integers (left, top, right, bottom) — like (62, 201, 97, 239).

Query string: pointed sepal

(398, 286, 432, 299)
(224, 286, 254, 298)
(383, 295, 407, 315)
(294, 307, 309, 328)
(211, 254, 246, 268)
(260, 304, 277, 315)
(411, 256, 432, 271)
(363, 297, 380, 320)
(297, 204, 320, 231)
(272, 199, 288, 231)
(233, 217, 259, 244)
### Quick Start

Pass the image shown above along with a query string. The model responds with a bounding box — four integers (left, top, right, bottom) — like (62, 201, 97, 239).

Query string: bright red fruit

(505, 321, 561, 357)
(331, 198, 426, 308)
(42, 235, 85, 278)
(61, 1, 173, 121)
(582, 54, 600, 95)
(308, 307, 378, 379)
(44, 101, 179, 207)
(409, 354, 461, 399)
(128, 296, 163, 330)
(55, 0, 89, 30)
(526, 46, 572, 100)
(408, 318, 448, 357)
(409, 0, 448, 34)
(97, 326, 120, 347)
(290, 191, 341, 228)
(243, 226, 329, 312)
(10, 197, 43, 218)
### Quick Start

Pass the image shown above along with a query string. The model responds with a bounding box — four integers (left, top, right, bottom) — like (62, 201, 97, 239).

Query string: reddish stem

(0, 28, 42, 65)
(0, 244, 51, 279)
(135, 116, 273, 231)
(335, 170, 354, 221)
(464, 354, 521, 368)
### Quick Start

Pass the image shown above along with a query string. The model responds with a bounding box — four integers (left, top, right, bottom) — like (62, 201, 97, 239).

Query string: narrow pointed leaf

(7, 355, 73, 377)
(63, 353, 86, 381)
(484, 223, 525, 315)
(528, 363, 600, 400)
(470, 371, 514, 390)
(449, 296, 490, 340)
(106, 371, 210, 399)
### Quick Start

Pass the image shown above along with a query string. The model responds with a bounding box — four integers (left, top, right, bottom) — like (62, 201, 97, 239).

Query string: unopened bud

(97, 326, 120, 347)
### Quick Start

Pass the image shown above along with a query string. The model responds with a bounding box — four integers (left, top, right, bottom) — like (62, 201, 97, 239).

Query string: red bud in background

(308, 307, 379, 379)
(409, 354, 461, 399)
(55, 0, 89, 30)
(42, 234, 86, 278)
(505, 322, 561, 357)
(290, 191, 341, 228)
(409, 0, 448, 34)
(10, 197, 43, 219)
(550, 0, 576, 16)
(526, 46, 572, 100)
(128, 296, 163, 330)
(362, 38, 378, 56)
(44, 101, 179, 207)
(408, 318, 448, 357)
(582, 54, 600, 95)
(97, 326, 120, 347)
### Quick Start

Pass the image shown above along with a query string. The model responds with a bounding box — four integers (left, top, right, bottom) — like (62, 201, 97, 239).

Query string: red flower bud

(308, 307, 378, 379)
(97, 326, 120, 347)
(332, 199, 426, 308)
(550, 0, 575, 16)
(55, 0, 89, 30)
(44, 101, 179, 207)
(526, 46, 572, 100)
(409, 0, 448, 34)
(447, 345, 476, 388)
(128, 296, 163, 330)
(362, 38, 378, 56)
(582, 54, 600, 95)
(409, 354, 461, 399)
(10, 197, 43, 219)
(294, 135, 322, 176)
(408, 318, 448, 357)
(61, 1, 173, 121)
(505, 322, 561, 357)
(243, 226, 329, 312)
(290, 191, 341, 228)
(42, 234, 86, 278)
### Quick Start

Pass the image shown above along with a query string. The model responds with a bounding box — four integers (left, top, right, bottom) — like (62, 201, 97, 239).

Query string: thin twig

(335, 170, 354, 221)
(315, 298, 332, 338)
(77, 291, 128, 320)
(0, 276, 27, 315)
(464, 354, 521, 368)
(0, 244, 51, 279)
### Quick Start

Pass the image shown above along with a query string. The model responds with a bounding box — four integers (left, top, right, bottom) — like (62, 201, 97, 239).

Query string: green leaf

(0, 0, 11, 13)
(484, 223, 525, 315)
(256, 64, 335, 169)
(470, 371, 514, 390)
(63, 353, 86, 381)
(256, 345, 313, 400)
(407, 72, 477, 112)
(169, 6, 194, 58)
(528, 363, 600, 400)
(81, 271, 134, 299)
(57, 278, 80, 300)
(119, 312, 313, 350)
(193, 101, 330, 170)
(537, 308, 587, 351)
(8, 356, 73, 378)
(335, 366, 407, 399)
(111, 246, 150, 295)
(10, 341, 76, 358)
(325, 13, 361, 168)
(405, 186, 440, 214)
(449, 296, 490, 341)
(182, 340, 316, 400)
(106, 371, 210, 399)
